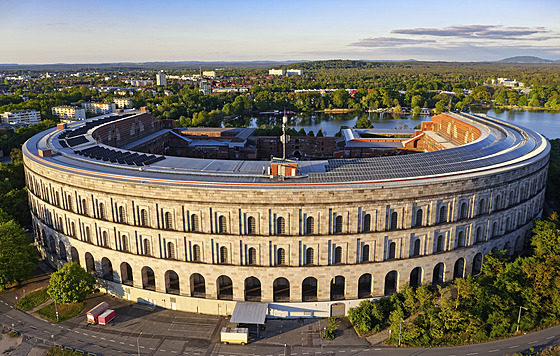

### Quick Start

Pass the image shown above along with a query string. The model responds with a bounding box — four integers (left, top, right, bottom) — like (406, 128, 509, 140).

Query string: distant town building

(199, 80, 212, 95)
(1, 109, 41, 126)
(113, 98, 134, 109)
(51, 106, 86, 123)
(492, 78, 525, 88)
(81, 102, 116, 115)
(126, 79, 154, 87)
(287, 69, 303, 76)
(156, 72, 167, 87)
(202, 71, 216, 79)
(269, 69, 285, 76)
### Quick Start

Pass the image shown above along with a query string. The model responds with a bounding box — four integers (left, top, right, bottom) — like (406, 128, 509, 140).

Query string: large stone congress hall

(23, 110, 549, 317)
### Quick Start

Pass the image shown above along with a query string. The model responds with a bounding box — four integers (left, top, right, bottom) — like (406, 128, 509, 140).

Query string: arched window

(439, 206, 447, 223)
(433, 263, 445, 285)
(118, 206, 126, 223)
(55, 192, 60, 207)
(506, 217, 511, 232)
(70, 221, 76, 237)
(305, 247, 314, 265)
(492, 221, 498, 237)
(334, 215, 343, 234)
(82, 199, 88, 216)
(457, 231, 465, 247)
(99, 203, 105, 220)
(143, 239, 151, 256)
(122, 235, 129, 252)
(384, 271, 398, 295)
(358, 273, 372, 298)
(494, 195, 501, 211)
(415, 209, 423, 227)
(478, 199, 486, 215)
(140, 209, 148, 226)
(277, 248, 286, 265)
(388, 242, 396, 259)
(191, 214, 199, 232)
(218, 216, 227, 234)
(167, 241, 175, 259)
(121, 262, 133, 286)
(248, 247, 257, 265)
(101, 231, 108, 247)
(390, 211, 398, 230)
(362, 244, 370, 262)
(247, 216, 256, 235)
(334, 246, 342, 264)
(460, 202, 467, 220)
(85, 226, 91, 243)
(476, 226, 482, 242)
(413, 239, 421, 256)
(165, 270, 180, 295)
(220, 246, 228, 264)
(276, 216, 286, 235)
(436, 235, 444, 252)
(306, 216, 314, 235)
(363, 214, 371, 232)
(67, 196, 73, 212)
(164, 212, 173, 230)
(192, 244, 201, 262)
(302, 277, 318, 302)
(509, 191, 515, 207)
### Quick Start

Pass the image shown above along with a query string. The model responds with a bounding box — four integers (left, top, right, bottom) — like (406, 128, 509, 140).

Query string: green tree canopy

(47, 262, 96, 304)
(0, 220, 37, 290)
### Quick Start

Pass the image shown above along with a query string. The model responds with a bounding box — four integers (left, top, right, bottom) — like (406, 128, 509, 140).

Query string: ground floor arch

(244, 277, 261, 302)
(358, 273, 372, 298)
(120, 262, 133, 286)
(217, 275, 233, 300)
(165, 270, 180, 295)
(101, 257, 113, 281)
(410, 267, 422, 287)
(433, 262, 445, 285)
(85, 252, 95, 273)
(330, 276, 345, 301)
(71, 247, 79, 264)
(142, 266, 156, 290)
(384, 271, 398, 295)
(453, 258, 465, 279)
(302, 277, 318, 302)
(273, 277, 290, 302)
(190, 273, 206, 297)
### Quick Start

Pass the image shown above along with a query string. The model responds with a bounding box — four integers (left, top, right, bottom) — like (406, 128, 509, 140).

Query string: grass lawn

(47, 345, 88, 355)
(37, 301, 85, 323)
(15, 287, 50, 311)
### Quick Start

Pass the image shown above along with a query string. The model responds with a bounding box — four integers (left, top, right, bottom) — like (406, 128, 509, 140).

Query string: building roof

(23, 111, 549, 189)
(230, 303, 268, 325)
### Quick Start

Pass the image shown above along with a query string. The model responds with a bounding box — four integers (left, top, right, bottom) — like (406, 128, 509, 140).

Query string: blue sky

(1, 0, 559, 64)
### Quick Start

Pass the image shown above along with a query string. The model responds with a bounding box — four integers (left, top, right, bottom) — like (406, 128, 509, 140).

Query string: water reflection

(242, 109, 560, 139)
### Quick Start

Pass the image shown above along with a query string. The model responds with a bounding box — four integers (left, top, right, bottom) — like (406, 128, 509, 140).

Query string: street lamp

(517, 306, 528, 333)
(137, 331, 143, 356)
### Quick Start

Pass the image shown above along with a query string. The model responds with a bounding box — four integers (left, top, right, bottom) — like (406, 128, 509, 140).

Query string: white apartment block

(199, 80, 212, 95)
(269, 69, 285, 76)
(156, 72, 167, 87)
(1, 109, 41, 126)
(81, 102, 116, 114)
(113, 98, 134, 109)
(52, 106, 86, 123)
(287, 69, 303, 76)
(202, 71, 216, 78)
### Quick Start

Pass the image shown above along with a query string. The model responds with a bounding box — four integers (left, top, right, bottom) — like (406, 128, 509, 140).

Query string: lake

(247, 109, 560, 139)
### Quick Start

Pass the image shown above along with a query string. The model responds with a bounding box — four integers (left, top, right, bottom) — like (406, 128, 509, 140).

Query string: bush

(15, 287, 49, 311)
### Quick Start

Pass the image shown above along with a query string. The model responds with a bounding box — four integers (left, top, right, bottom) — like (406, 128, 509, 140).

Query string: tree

(47, 262, 96, 304)
(355, 116, 373, 129)
(0, 220, 37, 290)
(435, 99, 447, 114)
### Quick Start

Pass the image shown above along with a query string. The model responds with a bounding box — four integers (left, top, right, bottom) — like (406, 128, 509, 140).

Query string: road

(1, 292, 559, 356)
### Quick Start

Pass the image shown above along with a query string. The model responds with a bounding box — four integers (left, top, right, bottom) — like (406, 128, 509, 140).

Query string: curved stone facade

(23, 111, 549, 317)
